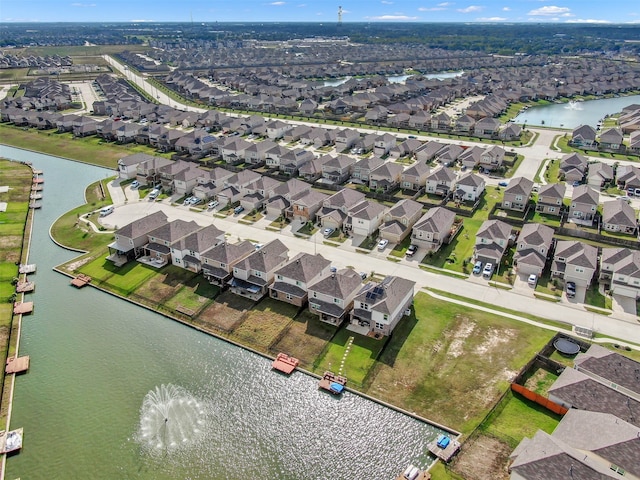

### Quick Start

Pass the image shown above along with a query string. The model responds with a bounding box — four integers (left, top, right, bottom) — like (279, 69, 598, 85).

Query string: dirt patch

(0, 236, 23, 249)
(452, 434, 512, 480)
(66, 256, 94, 272)
(273, 310, 336, 367)
(475, 328, 516, 355)
(195, 291, 252, 333)
(446, 316, 475, 358)
(0, 249, 20, 264)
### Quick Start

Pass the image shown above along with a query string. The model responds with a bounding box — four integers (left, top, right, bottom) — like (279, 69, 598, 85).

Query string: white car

(148, 188, 160, 200)
(130, 180, 139, 189)
(377, 239, 389, 251)
(482, 263, 494, 278)
(527, 274, 538, 286)
(207, 200, 219, 209)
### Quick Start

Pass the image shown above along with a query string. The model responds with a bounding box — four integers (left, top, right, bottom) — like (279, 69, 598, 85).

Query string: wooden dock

(272, 353, 300, 374)
(18, 264, 36, 274)
(428, 435, 461, 463)
(31, 184, 43, 191)
(29, 193, 42, 200)
(396, 465, 431, 480)
(70, 274, 92, 288)
(15, 281, 35, 293)
(29, 201, 41, 209)
(5, 356, 30, 375)
(13, 302, 33, 315)
(318, 371, 347, 395)
(0, 428, 23, 454)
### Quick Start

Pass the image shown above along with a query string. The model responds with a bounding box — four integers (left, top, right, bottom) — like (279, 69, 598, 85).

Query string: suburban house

(535, 183, 566, 216)
(263, 178, 310, 219)
(569, 185, 599, 226)
(220, 137, 252, 165)
(502, 177, 534, 212)
(369, 162, 404, 192)
(478, 145, 505, 172)
(474, 117, 500, 137)
(586, 162, 614, 189)
(117, 153, 157, 179)
(458, 146, 484, 170)
(170, 224, 225, 273)
(600, 247, 640, 299)
(107, 211, 169, 265)
(265, 119, 293, 139)
(570, 124, 597, 148)
(135, 156, 173, 187)
(498, 123, 522, 141)
(173, 164, 203, 196)
(307, 269, 364, 326)
(599, 127, 624, 150)
(244, 139, 278, 165)
(379, 199, 424, 244)
(617, 165, 640, 192)
(373, 133, 397, 156)
(201, 240, 255, 287)
(352, 156, 384, 184)
(411, 207, 456, 252)
(513, 223, 554, 277)
(453, 172, 485, 202)
(285, 189, 329, 223)
(551, 240, 598, 288)
(345, 200, 387, 238)
(602, 199, 637, 235)
(334, 128, 361, 152)
(191, 167, 234, 201)
(240, 176, 282, 212)
(158, 159, 193, 193)
(349, 276, 415, 337)
(230, 239, 289, 301)
(298, 155, 332, 182)
(414, 140, 446, 163)
(321, 154, 355, 185)
(474, 219, 512, 266)
(425, 167, 457, 196)
(454, 114, 475, 133)
(509, 409, 640, 480)
(318, 188, 366, 231)
(559, 153, 588, 183)
(264, 144, 289, 168)
(144, 219, 202, 267)
(279, 148, 315, 176)
(268, 253, 332, 307)
(401, 161, 430, 191)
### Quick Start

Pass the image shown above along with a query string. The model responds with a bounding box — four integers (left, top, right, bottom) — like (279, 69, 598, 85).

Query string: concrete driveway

(612, 293, 638, 316)
(513, 272, 536, 295)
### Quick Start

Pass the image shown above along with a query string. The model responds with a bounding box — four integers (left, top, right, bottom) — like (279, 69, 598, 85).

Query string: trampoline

(554, 338, 581, 355)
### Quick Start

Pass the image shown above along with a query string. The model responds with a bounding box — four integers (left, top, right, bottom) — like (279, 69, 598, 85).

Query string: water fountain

(565, 100, 583, 110)
(136, 384, 205, 455)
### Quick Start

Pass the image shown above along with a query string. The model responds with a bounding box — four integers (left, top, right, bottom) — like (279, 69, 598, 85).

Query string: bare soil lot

(451, 434, 512, 480)
(272, 310, 336, 368)
(195, 291, 253, 333)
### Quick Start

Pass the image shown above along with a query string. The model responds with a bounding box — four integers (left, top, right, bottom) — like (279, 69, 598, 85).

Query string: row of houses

(559, 151, 640, 195)
(107, 210, 415, 337)
(571, 123, 640, 154)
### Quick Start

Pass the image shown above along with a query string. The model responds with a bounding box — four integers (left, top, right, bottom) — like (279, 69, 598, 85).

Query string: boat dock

(272, 352, 299, 374)
(29, 193, 42, 200)
(396, 465, 431, 480)
(18, 264, 36, 274)
(0, 428, 23, 454)
(427, 435, 461, 463)
(15, 281, 35, 293)
(13, 302, 33, 315)
(5, 356, 30, 375)
(70, 274, 92, 288)
(318, 371, 347, 395)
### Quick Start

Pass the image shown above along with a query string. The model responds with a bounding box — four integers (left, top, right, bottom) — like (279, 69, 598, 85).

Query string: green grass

(315, 327, 386, 387)
(584, 284, 612, 310)
(78, 256, 157, 296)
(479, 390, 561, 448)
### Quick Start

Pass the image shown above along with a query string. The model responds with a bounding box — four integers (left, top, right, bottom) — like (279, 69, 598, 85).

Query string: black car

(406, 244, 418, 257)
(566, 281, 576, 298)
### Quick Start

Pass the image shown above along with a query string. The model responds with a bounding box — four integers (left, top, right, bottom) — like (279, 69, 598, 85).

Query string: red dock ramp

(272, 353, 299, 375)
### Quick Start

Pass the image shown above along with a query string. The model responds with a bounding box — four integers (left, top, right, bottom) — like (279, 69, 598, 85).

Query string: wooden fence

(511, 383, 568, 416)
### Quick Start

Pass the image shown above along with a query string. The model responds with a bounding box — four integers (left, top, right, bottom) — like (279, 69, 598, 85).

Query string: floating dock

(427, 435, 461, 463)
(0, 428, 23, 454)
(396, 465, 431, 480)
(70, 274, 92, 288)
(31, 184, 43, 191)
(18, 264, 36, 274)
(5, 356, 30, 375)
(29, 193, 42, 200)
(272, 353, 299, 374)
(13, 302, 33, 315)
(15, 281, 35, 293)
(29, 201, 41, 209)
(318, 371, 347, 395)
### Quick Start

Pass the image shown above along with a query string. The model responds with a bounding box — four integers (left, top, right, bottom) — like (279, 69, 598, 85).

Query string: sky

(1, 0, 639, 24)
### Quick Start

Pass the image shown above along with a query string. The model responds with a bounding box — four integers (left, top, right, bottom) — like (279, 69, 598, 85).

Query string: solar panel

(373, 286, 384, 296)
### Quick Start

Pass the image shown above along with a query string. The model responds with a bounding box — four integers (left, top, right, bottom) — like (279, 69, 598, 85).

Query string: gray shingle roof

(353, 276, 415, 315)
(574, 344, 640, 397)
(554, 240, 598, 270)
(274, 253, 330, 283)
(201, 240, 254, 264)
(115, 210, 168, 239)
(505, 176, 534, 196)
(572, 184, 599, 205)
(148, 219, 202, 244)
(308, 269, 362, 299)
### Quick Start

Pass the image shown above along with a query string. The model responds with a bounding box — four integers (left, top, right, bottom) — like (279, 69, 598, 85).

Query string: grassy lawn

(479, 390, 561, 448)
(273, 310, 337, 368)
(555, 136, 639, 162)
(79, 257, 157, 296)
(423, 219, 479, 274)
(314, 326, 387, 387)
(584, 284, 612, 310)
(534, 272, 562, 297)
(542, 158, 560, 183)
(163, 279, 219, 316)
(389, 236, 412, 258)
(523, 366, 560, 395)
(296, 223, 318, 236)
(365, 292, 553, 434)
(527, 210, 562, 228)
(195, 291, 253, 333)
(231, 298, 298, 351)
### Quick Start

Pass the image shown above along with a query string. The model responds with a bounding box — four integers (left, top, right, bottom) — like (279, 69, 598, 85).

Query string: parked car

(233, 206, 245, 215)
(99, 206, 114, 217)
(359, 272, 368, 280)
(322, 227, 335, 237)
(130, 180, 139, 189)
(207, 200, 219, 209)
(498, 181, 508, 187)
(472, 260, 483, 275)
(148, 188, 160, 200)
(482, 263, 494, 278)
(566, 281, 576, 298)
(528, 274, 538, 286)
(406, 244, 418, 257)
(183, 196, 194, 205)
(377, 239, 389, 251)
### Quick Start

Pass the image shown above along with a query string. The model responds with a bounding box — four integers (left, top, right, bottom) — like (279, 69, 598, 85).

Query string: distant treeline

(2, 22, 640, 56)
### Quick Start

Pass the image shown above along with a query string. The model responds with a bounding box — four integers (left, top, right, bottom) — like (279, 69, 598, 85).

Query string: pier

(70, 274, 92, 288)
(396, 465, 431, 480)
(12, 302, 33, 315)
(5, 356, 29, 375)
(15, 281, 34, 293)
(318, 371, 347, 395)
(427, 435, 461, 463)
(272, 352, 299, 374)
(0, 428, 23, 454)
(18, 264, 36, 274)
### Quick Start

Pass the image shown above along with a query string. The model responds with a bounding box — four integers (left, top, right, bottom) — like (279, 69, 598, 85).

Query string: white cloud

(366, 15, 419, 20)
(457, 5, 483, 14)
(269, 1, 285, 5)
(502, 7, 510, 11)
(381, 0, 394, 4)
(476, 16, 507, 21)
(528, 5, 570, 16)
(438, 2, 453, 5)
(419, 6, 446, 11)
(71, 3, 96, 6)
(565, 18, 611, 24)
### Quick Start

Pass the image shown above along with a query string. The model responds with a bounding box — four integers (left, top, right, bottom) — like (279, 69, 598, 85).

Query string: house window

(548, 207, 556, 213)
(233, 268, 238, 274)
(313, 292, 317, 298)
(277, 275, 283, 280)
(220, 263, 226, 268)
(333, 298, 341, 304)
(286, 293, 293, 300)
(515, 195, 523, 202)
(310, 302, 320, 310)
(383, 314, 389, 321)
(575, 267, 584, 273)
(360, 302, 368, 310)
(375, 322, 384, 330)
(254, 271, 262, 277)
(296, 281, 301, 286)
